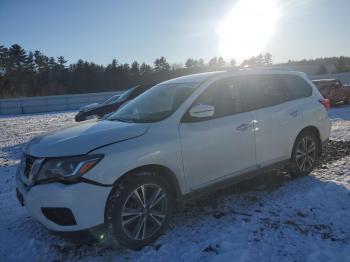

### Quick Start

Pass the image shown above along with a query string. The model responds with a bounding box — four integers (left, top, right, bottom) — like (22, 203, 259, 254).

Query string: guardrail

(0, 91, 123, 115)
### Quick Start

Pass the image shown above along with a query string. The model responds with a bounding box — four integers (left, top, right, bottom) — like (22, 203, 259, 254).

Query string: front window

(108, 82, 199, 123)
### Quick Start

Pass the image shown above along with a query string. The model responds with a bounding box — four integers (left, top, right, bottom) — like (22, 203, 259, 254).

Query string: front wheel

(288, 131, 319, 177)
(105, 173, 173, 250)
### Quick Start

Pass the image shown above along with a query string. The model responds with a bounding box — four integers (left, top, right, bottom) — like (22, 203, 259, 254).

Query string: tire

(288, 131, 319, 177)
(105, 172, 173, 250)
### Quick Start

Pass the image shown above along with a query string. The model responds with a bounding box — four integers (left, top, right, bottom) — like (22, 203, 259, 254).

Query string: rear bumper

(16, 171, 111, 232)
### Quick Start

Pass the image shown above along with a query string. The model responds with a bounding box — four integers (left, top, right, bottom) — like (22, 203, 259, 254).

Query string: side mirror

(189, 104, 215, 118)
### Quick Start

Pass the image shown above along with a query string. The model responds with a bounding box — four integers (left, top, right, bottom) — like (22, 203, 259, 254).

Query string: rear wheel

(288, 131, 319, 177)
(105, 173, 173, 250)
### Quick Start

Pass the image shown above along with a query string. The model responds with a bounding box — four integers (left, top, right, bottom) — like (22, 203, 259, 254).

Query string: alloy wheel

(295, 136, 317, 172)
(121, 184, 168, 241)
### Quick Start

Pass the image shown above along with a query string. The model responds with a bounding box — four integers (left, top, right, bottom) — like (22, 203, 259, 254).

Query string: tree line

(285, 56, 350, 75)
(0, 43, 277, 98)
(1, 43, 349, 98)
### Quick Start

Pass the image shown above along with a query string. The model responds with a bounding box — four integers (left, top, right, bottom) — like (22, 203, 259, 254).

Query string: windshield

(108, 82, 199, 123)
(102, 94, 121, 105)
(115, 86, 137, 102)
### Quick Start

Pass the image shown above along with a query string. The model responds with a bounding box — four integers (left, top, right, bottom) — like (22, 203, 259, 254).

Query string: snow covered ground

(0, 107, 349, 262)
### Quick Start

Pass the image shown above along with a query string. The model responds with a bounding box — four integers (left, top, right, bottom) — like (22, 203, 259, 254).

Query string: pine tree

(0, 45, 9, 73)
(185, 58, 196, 68)
(198, 58, 205, 67)
(264, 53, 273, 65)
(8, 44, 27, 72)
(140, 63, 152, 75)
(121, 63, 130, 73)
(218, 57, 225, 67)
(57, 56, 67, 69)
(34, 51, 49, 72)
(209, 57, 218, 67)
(24, 51, 36, 72)
(154, 56, 170, 72)
(48, 57, 57, 70)
(256, 54, 264, 66)
(130, 61, 140, 76)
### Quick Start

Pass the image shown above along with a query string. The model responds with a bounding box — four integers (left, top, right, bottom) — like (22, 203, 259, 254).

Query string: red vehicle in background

(312, 79, 350, 106)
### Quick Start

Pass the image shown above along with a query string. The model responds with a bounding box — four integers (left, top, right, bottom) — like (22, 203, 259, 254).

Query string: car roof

(159, 69, 308, 85)
(227, 69, 307, 77)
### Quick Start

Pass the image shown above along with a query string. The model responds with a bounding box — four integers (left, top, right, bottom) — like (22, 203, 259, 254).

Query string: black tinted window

(281, 75, 312, 100)
(242, 75, 286, 111)
(188, 77, 242, 120)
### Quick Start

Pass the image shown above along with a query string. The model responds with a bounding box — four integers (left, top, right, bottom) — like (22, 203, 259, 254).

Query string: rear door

(240, 74, 306, 167)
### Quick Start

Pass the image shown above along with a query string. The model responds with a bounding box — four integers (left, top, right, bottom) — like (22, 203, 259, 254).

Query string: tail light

(319, 98, 330, 111)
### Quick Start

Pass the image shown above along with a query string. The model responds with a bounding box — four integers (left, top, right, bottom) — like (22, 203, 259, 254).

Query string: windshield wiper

(110, 118, 135, 123)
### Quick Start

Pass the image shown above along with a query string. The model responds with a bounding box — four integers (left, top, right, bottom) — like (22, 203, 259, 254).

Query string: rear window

(241, 74, 312, 112)
(242, 75, 286, 111)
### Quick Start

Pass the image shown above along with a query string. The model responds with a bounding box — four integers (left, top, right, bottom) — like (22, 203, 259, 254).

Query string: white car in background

(16, 70, 331, 250)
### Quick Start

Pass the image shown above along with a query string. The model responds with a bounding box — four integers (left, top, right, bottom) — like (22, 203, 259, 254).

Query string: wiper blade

(112, 118, 135, 123)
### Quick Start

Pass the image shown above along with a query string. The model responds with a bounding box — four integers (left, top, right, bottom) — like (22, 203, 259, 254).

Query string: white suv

(16, 70, 331, 249)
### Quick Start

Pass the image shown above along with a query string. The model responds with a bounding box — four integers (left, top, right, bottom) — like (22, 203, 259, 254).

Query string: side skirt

(182, 159, 290, 202)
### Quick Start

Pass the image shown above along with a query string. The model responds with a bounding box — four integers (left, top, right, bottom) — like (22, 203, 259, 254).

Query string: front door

(179, 77, 256, 190)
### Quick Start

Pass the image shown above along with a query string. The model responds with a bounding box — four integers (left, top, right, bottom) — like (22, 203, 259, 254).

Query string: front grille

(24, 155, 37, 178)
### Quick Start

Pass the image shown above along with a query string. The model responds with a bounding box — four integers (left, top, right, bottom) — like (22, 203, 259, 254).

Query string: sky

(0, 0, 349, 66)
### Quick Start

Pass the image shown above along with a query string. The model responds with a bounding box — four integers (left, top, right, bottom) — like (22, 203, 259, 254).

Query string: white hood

(25, 120, 149, 157)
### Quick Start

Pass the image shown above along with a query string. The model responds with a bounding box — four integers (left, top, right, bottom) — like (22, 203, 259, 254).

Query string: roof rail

(239, 66, 293, 70)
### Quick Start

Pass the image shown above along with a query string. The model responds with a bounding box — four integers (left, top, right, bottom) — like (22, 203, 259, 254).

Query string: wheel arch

(105, 164, 183, 214)
(294, 126, 322, 156)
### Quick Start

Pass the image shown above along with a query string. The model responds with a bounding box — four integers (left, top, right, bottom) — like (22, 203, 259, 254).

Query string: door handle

(236, 123, 250, 131)
(289, 110, 298, 117)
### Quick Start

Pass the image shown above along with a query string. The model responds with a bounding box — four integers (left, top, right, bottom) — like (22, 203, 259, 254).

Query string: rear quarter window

(280, 75, 312, 100)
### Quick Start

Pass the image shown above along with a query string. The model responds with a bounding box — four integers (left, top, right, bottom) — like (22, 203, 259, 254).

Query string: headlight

(36, 154, 103, 182)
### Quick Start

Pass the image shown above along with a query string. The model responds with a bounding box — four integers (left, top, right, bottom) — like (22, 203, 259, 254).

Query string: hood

(80, 102, 100, 112)
(25, 120, 149, 157)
